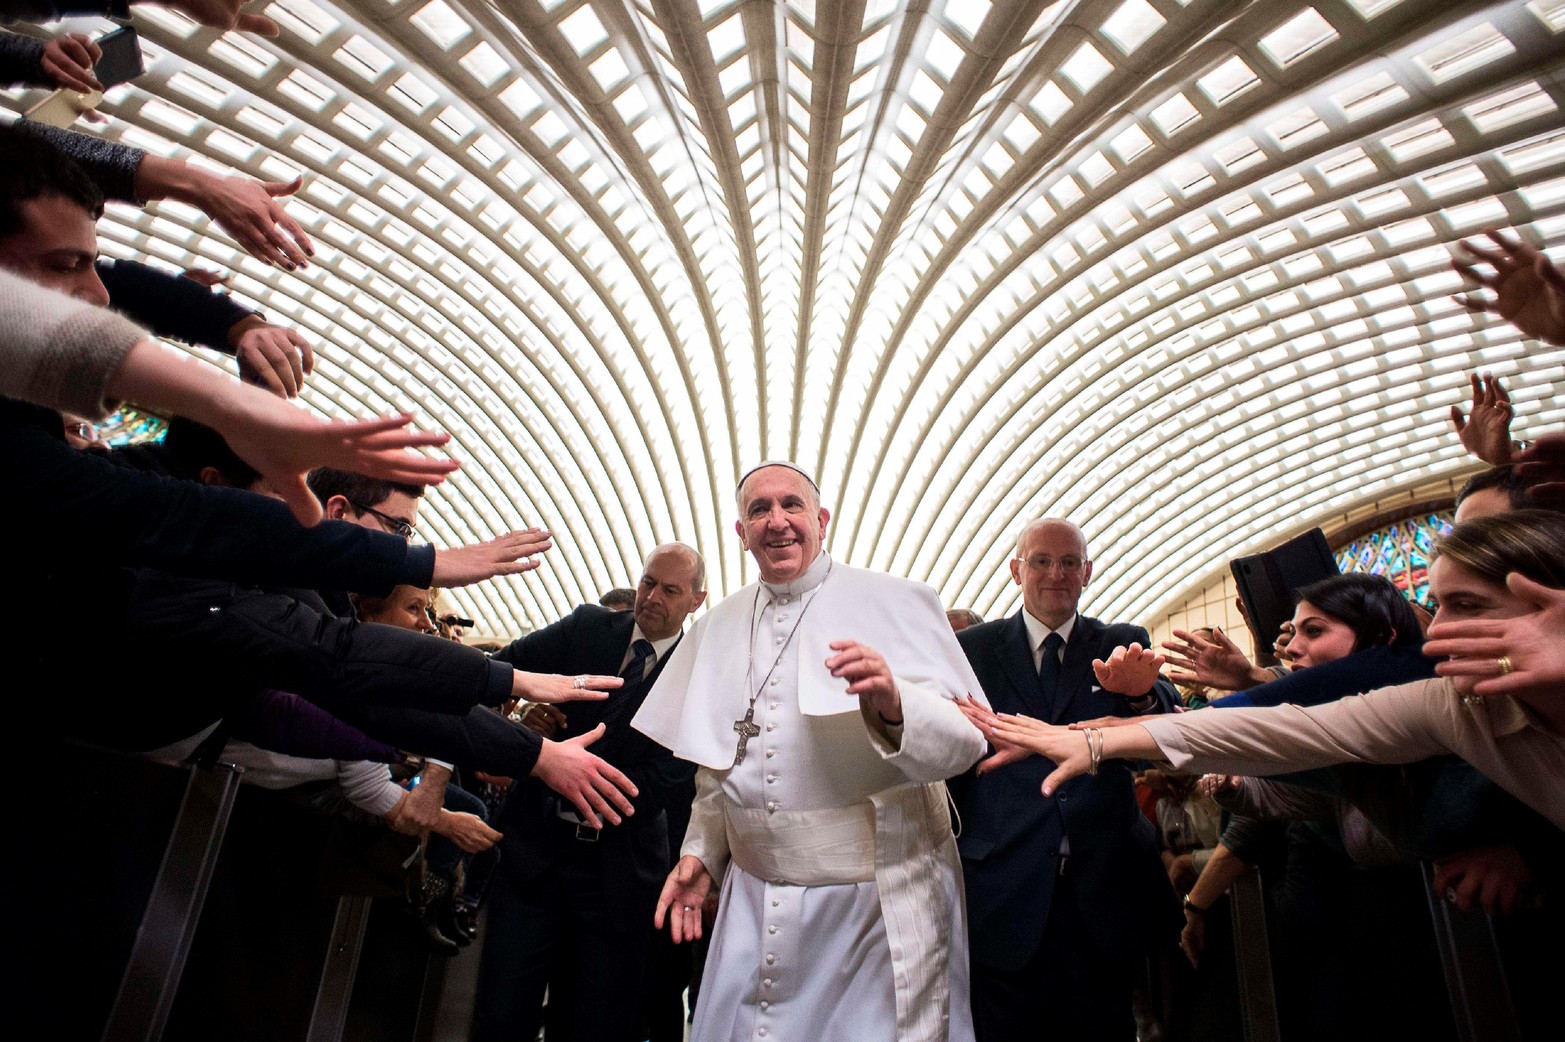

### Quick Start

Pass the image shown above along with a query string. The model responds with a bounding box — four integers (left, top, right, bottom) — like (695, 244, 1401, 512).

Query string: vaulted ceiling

(8, 0, 1565, 634)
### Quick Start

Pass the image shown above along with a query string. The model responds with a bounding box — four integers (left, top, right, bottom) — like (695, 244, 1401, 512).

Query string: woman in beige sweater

(964, 511, 1565, 830)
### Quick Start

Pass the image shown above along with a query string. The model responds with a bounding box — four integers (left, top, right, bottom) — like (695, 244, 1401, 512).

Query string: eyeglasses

(1015, 554, 1086, 574)
(349, 500, 419, 541)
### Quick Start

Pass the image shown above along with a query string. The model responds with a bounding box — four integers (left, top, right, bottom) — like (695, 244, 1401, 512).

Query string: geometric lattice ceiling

(7, 0, 1565, 637)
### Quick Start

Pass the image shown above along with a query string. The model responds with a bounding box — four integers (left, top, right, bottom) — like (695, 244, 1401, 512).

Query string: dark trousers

(471, 822, 655, 1042)
(971, 873, 1137, 1042)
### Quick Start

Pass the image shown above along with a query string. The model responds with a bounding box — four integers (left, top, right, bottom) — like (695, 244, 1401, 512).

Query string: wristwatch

(1183, 894, 1209, 917)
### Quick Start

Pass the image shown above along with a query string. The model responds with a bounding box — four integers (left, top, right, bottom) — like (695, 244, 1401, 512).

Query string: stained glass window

(94, 408, 169, 447)
(1334, 512, 1454, 609)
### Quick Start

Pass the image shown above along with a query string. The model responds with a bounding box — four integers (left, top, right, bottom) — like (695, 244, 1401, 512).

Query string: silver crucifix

(732, 705, 761, 765)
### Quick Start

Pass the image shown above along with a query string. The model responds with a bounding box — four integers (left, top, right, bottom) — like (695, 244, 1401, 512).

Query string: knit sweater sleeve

(1, 268, 148, 418)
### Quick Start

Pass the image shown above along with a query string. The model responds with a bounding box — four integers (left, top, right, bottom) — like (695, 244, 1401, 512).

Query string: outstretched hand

(1449, 372, 1515, 465)
(987, 714, 1091, 795)
(1160, 628, 1263, 691)
(530, 723, 637, 828)
(1452, 228, 1565, 345)
(433, 528, 554, 587)
(654, 855, 714, 943)
(1092, 642, 1165, 698)
(957, 696, 1031, 773)
(232, 319, 315, 398)
(1424, 573, 1565, 698)
(512, 671, 621, 705)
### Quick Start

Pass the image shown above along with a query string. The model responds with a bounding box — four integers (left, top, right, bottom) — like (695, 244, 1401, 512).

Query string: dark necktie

(1038, 631, 1064, 699)
(621, 638, 655, 682)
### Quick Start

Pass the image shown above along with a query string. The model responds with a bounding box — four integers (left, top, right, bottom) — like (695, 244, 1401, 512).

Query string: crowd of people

(5, 0, 1565, 1040)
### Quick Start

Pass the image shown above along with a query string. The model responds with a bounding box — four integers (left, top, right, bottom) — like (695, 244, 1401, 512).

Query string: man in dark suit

(951, 518, 1179, 1042)
(472, 544, 707, 1042)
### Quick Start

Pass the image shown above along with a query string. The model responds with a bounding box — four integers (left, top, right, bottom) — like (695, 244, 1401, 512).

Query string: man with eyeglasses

(950, 518, 1179, 1042)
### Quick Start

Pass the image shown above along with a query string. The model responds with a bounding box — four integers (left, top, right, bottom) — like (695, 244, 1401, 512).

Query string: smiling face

(1284, 600, 1359, 669)
(1010, 519, 1092, 630)
(735, 466, 830, 583)
(1429, 556, 1532, 697)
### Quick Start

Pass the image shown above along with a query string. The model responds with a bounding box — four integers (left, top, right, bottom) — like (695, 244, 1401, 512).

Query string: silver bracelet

(1084, 727, 1103, 775)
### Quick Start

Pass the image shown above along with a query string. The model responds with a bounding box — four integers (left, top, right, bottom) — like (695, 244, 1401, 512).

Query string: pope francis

(633, 461, 988, 1042)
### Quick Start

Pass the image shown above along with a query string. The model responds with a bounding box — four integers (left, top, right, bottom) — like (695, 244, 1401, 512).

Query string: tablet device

(1230, 528, 1339, 665)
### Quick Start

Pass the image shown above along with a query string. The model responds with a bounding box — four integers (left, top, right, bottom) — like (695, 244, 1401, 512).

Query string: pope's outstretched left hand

(826, 640, 901, 722)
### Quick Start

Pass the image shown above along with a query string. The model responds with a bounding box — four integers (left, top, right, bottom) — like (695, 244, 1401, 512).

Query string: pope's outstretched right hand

(654, 855, 713, 943)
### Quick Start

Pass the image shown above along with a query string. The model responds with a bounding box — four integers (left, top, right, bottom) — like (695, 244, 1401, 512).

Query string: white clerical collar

(760, 550, 833, 599)
(1022, 609, 1077, 654)
(631, 622, 681, 661)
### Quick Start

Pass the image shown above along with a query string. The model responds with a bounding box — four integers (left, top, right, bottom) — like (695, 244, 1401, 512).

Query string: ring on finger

(1497, 655, 1514, 675)
(573, 674, 586, 689)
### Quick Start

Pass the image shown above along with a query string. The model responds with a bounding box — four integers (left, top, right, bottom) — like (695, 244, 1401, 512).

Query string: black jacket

(950, 611, 1180, 971)
(491, 605, 696, 912)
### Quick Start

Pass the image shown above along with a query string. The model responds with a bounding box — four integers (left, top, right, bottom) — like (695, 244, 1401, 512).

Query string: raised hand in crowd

(1423, 571, 1565, 700)
(1273, 619, 1296, 661)
(105, 339, 457, 524)
(1513, 434, 1565, 510)
(510, 670, 621, 705)
(229, 315, 315, 397)
(431, 527, 555, 588)
(517, 703, 567, 738)
(135, 159, 312, 269)
(1161, 628, 1271, 691)
(1449, 372, 1516, 465)
(40, 32, 101, 93)
(957, 695, 1031, 774)
(530, 723, 637, 828)
(1432, 845, 1533, 916)
(1091, 641, 1165, 696)
(1452, 228, 1565, 345)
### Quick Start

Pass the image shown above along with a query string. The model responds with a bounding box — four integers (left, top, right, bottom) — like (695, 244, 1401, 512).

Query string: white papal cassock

(633, 552, 987, 1042)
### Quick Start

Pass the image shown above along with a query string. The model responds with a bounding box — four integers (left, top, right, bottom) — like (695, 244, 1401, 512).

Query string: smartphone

(22, 87, 97, 128)
(1230, 528, 1339, 665)
(94, 25, 144, 90)
(21, 26, 144, 128)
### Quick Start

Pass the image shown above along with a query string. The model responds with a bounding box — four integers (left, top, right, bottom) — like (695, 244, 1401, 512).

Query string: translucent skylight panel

(266, 0, 339, 44)
(1530, 0, 1565, 30)
(924, 27, 967, 78)
(209, 35, 279, 78)
(411, 0, 473, 48)
(1332, 71, 1408, 120)
(1150, 92, 1200, 135)
(1061, 41, 1114, 94)
(1111, 123, 1154, 162)
(1415, 22, 1514, 84)
(557, 5, 610, 54)
(1198, 56, 1261, 106)
(1259, 8, 1338, 67)
(1464, 82, 1556, 134)
(1101, 0, 1165, 54)
(336, 35, 394, 81)
(1031, 81, 1073, 124)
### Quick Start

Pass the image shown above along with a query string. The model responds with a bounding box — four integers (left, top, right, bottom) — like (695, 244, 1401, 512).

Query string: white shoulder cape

(632, 561, 987, 769)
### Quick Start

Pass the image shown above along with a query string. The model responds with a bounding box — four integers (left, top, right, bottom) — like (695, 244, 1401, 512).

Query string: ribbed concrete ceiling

(7, 0, 1565, 636)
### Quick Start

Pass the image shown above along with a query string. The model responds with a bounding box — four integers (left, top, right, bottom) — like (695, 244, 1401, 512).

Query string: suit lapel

(1052, 614, 1102, 724)
(564, 612, 637, 736)
(994, 612, 1050, 718)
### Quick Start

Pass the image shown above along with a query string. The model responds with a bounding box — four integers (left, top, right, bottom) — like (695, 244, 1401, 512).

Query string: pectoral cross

(732, 705, 761, 765)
